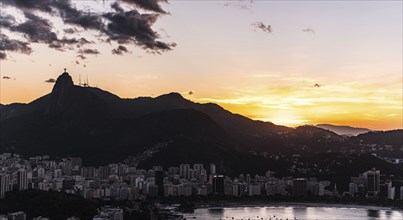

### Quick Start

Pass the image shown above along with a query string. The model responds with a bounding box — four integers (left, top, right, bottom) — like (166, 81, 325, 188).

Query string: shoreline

(178, 203, 403, 220)
(192, 201, 403, 211)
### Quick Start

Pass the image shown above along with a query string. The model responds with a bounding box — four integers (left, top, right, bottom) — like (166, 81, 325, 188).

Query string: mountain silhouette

(351, 130, 403, 146)
(315, 124, 371, 136)
(0, 71, 401, 173)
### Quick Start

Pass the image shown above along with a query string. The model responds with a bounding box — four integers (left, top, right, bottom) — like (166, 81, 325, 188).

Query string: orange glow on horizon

(2, 73, 401, 131)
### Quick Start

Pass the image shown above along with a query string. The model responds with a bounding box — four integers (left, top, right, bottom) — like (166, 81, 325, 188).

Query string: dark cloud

(252, 22, 272, 33)
(15, 12, 58, 43)
(2, 76, 12, 80)
(303, 28, 315, 34)
(112, 45, 130, 55)
(111, 2, 125, 13)
(120, 0, 168, 14)
(63, 37, 92, 47)
(63, 28, 77, 34)
(77, 38, 93, 45)
(188, 90, 195, 95)
(313, 83, 322, 88)
(78, 49, 100, 55)
(48, 38, 78, 51)
(75, 60, 80, 64)
(1, 0, 53, 12)
(0, 0, 174, 58)
(77, 54, 87, 60)
(53, 1, 104, 30)
(0, 33, 33, 60)
(1, 0, 103, 30)
(1, 12, 92, 53)
(83, 64, 87, 68)
(45, 78, 56, 83)
(76, 48, 98, 62)
(0, 14, 16, 28)
(224, 0, 254, 11)
(103, 9, 176, 53)
(48, 37, 92, 51)
(0, 52, 6, 60)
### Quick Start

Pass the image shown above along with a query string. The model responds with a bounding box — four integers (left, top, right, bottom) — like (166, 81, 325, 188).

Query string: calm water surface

(183, 205, 403, 220)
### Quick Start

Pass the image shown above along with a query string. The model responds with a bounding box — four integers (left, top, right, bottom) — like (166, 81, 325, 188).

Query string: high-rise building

(189, 169, 197, 180)
(364, 169, 380, 197)
(155, 170, 164, 197)
(54, 169, 62, 178)
(248, 184, 261, 196)
(0, 173, 10, 199)
(314, 182, 325, 196)
(81, 167, 96, 178)
(210, 164, 216, 175)
(246, 174, 251, 184)
(199, 169, 207, 183)
(17, 170, 28, 191)
(98, 166, 110, 180)
(239, 174, 245, 182)
(63, 159, 73, 176)
(349, 182, 358, 196)
(350, 174, 367, 196)
(382, 180, 395, 200)
(179, 164, 190, 179)
(118, 164, 128, 177)
(388, 186, 395, 200)
(213, 175, 224, 195)
(193, 164, 203, 176)
(168, 167, 179, 175)
(70, 157, 82, 169)
(37, 167, 45, 178)
(7, 211, 26, 220)
(29, 157, 38, 166)
(291, 178, 308, 196)
(380, 180, 390, 198)
(153, 166, 163, 172)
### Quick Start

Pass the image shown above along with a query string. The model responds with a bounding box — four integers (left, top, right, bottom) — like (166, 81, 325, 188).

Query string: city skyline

(0, 0, 402, 130)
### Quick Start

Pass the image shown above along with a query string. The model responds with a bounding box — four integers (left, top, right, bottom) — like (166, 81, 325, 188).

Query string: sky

(0, 0, 402, 130)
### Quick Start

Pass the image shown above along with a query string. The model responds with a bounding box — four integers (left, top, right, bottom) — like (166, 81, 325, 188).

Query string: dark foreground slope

(0, 190, 98, 220)
(350, 130, 403, 146)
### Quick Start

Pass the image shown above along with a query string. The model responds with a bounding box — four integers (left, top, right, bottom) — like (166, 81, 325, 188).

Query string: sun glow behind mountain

(192, 71, 402, 129)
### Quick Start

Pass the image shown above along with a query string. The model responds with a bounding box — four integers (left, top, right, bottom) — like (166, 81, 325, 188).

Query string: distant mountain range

(315, 124, 371, 136)
(0, 71, 401, 175)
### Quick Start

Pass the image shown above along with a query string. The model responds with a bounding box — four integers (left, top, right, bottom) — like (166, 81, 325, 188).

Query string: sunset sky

(0, 0, 402, 130)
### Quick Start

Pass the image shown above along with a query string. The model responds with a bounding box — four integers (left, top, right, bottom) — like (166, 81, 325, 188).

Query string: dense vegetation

(352, 130, 403, 146)
(0, 190, 99, 220)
